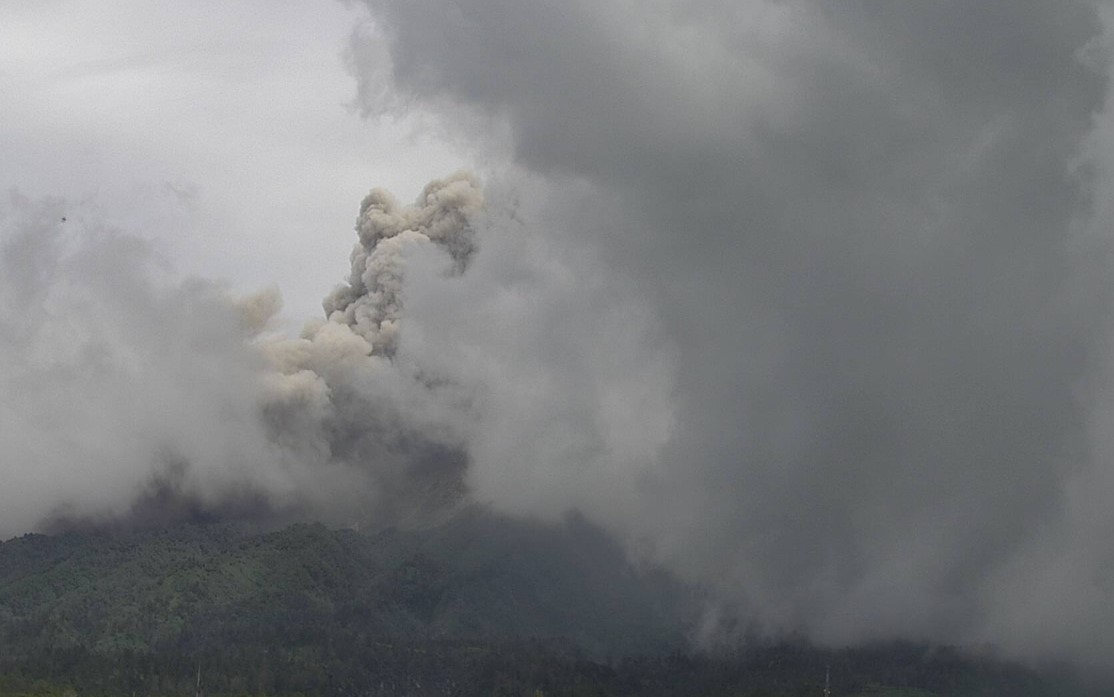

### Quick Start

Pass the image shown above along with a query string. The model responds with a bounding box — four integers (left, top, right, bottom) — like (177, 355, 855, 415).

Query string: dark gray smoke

(6, 0, 1114, 674)
(343, 0, 1114, 670)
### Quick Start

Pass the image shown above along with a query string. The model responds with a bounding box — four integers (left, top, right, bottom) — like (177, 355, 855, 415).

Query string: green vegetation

(0, 514, 1089, 696)
(0, 641, 1076, 697)
(0, 511, 685, 659)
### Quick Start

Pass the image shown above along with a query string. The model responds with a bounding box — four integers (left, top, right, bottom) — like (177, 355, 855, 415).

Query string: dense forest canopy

(0, 515, 1093, 696)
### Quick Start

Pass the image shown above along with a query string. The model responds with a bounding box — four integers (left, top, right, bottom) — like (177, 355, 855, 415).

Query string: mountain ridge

(0, 510, 1093, 696)
(0, 506, 688, 659)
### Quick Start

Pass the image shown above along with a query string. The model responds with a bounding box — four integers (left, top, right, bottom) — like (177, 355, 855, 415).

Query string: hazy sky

(8, 0, 1114, 675)
(0, 0, 465, 322)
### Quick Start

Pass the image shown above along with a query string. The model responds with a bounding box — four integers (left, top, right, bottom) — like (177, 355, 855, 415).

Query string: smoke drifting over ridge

(0, 176, 481, 535)
(339, 0, 1114, 671)
(7, 0, 1114, 676)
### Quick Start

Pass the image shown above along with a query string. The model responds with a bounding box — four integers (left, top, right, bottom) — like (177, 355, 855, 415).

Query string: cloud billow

(348, 0, 1114, 667)
(4, 0, 1114, 673)
(0, 176, 482, 536)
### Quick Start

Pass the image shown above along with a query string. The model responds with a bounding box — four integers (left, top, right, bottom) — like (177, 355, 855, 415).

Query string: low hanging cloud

(1, 167, 670, 540)
(0, 176, 485, 535)
(343, 0, 1114, 670)
(7, 0, 1114, 675)
(0, 191, 317, 532)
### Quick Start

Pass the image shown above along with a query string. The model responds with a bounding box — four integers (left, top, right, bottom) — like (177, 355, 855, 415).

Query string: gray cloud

(348, 0, 1114, 668)
(0, 192, 306, 534)
(0, 179, 480, 537)
(5, 0, 1114, 674)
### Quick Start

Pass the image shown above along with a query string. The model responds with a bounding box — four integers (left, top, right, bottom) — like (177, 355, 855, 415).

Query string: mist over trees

(6, 0, 1114, 685)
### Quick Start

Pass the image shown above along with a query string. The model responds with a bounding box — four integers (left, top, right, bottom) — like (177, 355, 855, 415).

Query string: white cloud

(0, 0, 467, 323)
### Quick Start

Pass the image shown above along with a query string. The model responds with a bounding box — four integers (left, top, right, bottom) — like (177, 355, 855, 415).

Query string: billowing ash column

(323, 172, 482, 357)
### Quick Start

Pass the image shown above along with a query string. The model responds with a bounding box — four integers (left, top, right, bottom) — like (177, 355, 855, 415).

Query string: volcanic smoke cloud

(345, 0, 1114, 670)
(0, 175, 482, 535)
(321, 175, 480, 356)
(7, 0, 1114, 675)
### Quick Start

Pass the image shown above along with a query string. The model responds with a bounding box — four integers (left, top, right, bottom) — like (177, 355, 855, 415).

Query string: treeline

(0, 640, 1078, 697)
(0, 519, 1091, 696)
(0, 516, 685, 660)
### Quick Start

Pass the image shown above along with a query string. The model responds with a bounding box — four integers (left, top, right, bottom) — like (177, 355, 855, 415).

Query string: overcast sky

(8, 0, 1114, 675)
(0, 0, 466, 322)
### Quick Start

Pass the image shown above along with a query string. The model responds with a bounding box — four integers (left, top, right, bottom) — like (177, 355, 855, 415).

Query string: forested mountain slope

(0, 509, 685, 658)
(0, 512, 1089, 696)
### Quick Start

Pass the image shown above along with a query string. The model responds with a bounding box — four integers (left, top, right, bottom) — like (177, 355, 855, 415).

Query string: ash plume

(341, 0, 1114, 673)
(8, 0, 1114, 678)
(257, 172, 481, 524)
(0, 176, 481, 538)
(322, 173, 481, 356)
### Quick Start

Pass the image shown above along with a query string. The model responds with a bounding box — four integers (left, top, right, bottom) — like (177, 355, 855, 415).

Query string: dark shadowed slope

(0, 511, 1097, 696)
(0, 507, 687, 658)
